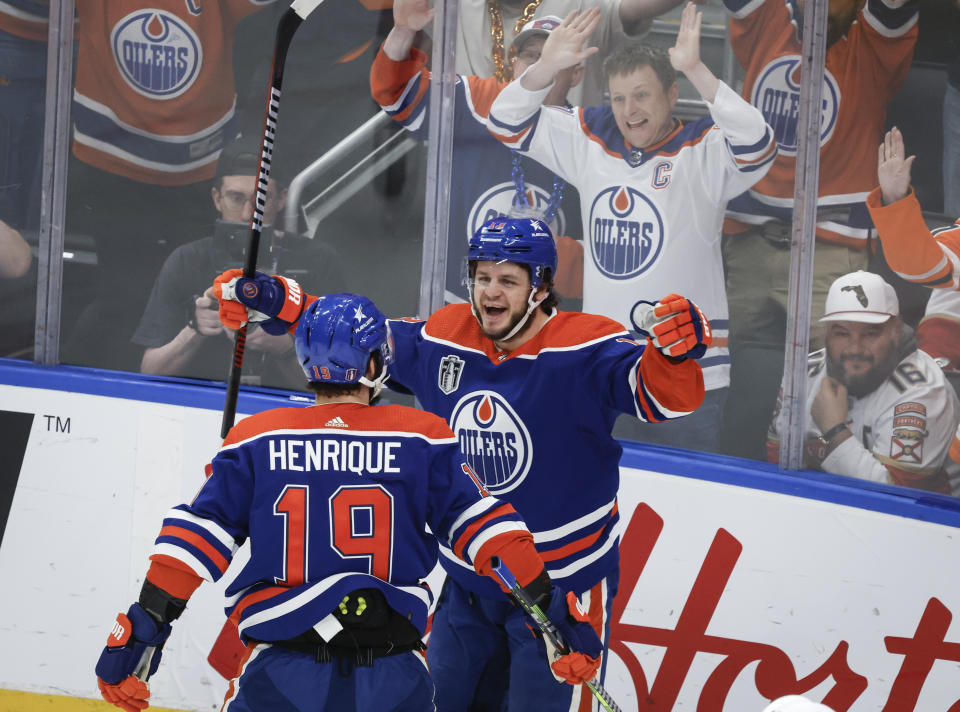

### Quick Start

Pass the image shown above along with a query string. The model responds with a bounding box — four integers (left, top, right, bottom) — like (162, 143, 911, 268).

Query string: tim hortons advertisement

(0, 380, 957, 711)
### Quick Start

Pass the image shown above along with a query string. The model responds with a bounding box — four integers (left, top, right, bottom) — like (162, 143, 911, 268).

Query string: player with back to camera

(208, 215, 712, 710)
(94, 292, 602, 712)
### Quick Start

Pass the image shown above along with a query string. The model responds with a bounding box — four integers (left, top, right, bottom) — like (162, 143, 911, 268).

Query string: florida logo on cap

(840, 284, 868, 307)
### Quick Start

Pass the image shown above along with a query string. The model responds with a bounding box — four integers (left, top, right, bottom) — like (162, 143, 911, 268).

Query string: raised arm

(667, 2, 717, 102)
(519, 9, 601, 91)
(877, 125, 916, 206)
(866, 128, 960, 290)
(382, 0, 433, 61)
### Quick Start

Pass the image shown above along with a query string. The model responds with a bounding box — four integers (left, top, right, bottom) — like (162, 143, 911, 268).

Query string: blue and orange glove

(95, 603, 172, 712)
(212, 268, 305, 335)
(630, 293, 712, 360)
(543, 587, 603, 685)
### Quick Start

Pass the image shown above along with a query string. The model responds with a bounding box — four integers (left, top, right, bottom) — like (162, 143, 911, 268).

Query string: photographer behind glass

(133, 136, 336, 387)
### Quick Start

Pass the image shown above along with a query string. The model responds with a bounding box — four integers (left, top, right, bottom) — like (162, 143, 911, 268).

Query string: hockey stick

(489, 557, 623, 712)
(220, 0, 326, 439)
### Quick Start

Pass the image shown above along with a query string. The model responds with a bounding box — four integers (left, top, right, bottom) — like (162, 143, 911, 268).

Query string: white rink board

(0, 375, 958, 711)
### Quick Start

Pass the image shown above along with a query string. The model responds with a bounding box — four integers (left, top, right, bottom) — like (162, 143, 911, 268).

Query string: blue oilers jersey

(149, 402, 527, 642)
(388, 304, 705, 598)
(371, 46, 582, 303)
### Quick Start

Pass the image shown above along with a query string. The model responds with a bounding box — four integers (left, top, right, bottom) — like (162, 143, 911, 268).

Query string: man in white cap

(767, 270, 960, 496)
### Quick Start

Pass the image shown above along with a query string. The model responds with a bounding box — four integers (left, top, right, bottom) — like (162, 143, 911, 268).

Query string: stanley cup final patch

(438, 355, 465, 394)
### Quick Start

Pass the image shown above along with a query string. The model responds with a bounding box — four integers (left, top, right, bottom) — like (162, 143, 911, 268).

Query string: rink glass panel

(32, 0, 960, 495)
(0, 12, 46, 362)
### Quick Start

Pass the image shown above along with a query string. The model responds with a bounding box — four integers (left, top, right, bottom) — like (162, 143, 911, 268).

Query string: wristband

(818, 423, 848, 445)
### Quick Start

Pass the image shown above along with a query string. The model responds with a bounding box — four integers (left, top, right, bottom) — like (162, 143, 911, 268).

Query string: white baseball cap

(512, 15, 563, 51)
(761, 696, 837, 712)
(819, 270, 899, 324)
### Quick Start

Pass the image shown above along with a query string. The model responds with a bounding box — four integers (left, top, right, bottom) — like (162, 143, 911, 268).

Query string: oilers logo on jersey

(467, 181, 566, 240)
(589, 185, 664, 280)
(111, 10, 202, 99)
(449, 391, 532, 495)
(751, 57, 839, 155)
(438, 355, 465, 394)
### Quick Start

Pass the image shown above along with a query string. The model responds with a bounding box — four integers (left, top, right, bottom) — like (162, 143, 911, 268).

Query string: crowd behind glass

(1, 0, 957, 497)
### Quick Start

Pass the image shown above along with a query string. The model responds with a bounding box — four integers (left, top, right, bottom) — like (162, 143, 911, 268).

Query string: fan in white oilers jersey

(485, 4, 777, 454)
(767, 271, 960, 496)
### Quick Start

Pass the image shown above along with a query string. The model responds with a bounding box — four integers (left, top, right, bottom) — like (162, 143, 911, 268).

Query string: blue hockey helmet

(294, 293, 393, 394)
(467, 217, 558, 290)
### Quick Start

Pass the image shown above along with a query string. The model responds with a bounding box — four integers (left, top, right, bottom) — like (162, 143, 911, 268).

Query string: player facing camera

(465, 217, 560, 345)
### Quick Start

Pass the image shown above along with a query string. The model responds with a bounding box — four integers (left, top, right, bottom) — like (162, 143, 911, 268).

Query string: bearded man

(767, 271, 960, 496)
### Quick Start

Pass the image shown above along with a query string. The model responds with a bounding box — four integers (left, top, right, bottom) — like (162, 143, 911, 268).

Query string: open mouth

(484, 306, 507, 319)
(627, 118, 648, 129)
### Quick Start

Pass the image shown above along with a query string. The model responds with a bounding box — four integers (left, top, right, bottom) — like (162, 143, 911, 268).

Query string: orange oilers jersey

(0, 0, 50, 41)
(71, 0, 273, 186)
(722, 0, 918, 246)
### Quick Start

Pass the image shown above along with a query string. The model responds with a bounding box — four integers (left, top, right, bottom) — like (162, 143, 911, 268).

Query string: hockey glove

(95, 603, 172, 712)
(212, 269, 304, 335)
(631, 293, 712, 360)
(543, 587, 602, 685)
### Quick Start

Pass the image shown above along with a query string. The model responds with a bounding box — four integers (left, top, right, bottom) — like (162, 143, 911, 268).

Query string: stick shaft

(220, 4, 320, 438)
(489, 558, 623, 712)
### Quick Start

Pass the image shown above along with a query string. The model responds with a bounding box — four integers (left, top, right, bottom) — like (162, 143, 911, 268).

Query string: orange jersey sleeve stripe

(145, 555, 204, 600)
(866, 187, 954, 287)
(452, 503, 518, 559)
(158, 524, 230, 575)
(638, 347, 705, 417)
(464, 74, 505, 119)
(473, 530, 543, 587)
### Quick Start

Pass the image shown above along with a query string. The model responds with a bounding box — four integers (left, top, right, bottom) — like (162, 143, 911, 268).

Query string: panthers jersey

(388, 304, 705, 597)
(370, 45, 582, 303)
(722, 0, 918, 246)
(487, 79, 776, 391)
(72, 1, 273, 185)
(767, 348, 960, 495)
(148, 402, 529, 642)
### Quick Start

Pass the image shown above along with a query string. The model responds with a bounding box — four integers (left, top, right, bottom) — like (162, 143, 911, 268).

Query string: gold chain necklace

(486, 0, 544, 83)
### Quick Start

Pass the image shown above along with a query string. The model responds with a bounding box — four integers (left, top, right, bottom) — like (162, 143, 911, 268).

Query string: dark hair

(468, 261, 559, 315)
(303, 351, 384, 400)
(602, 43, 676, 93)
(307, 381, 365, 399)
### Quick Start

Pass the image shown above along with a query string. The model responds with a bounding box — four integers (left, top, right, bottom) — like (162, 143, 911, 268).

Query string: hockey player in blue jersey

(209, 217, 711, 710)
(94, 292, 602, 712)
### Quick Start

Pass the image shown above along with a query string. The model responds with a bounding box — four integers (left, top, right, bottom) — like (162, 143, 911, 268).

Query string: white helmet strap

(497, 286, 546, 342)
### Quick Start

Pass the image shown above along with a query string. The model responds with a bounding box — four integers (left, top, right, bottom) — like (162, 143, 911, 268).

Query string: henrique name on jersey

(268, 438, 402, 475)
